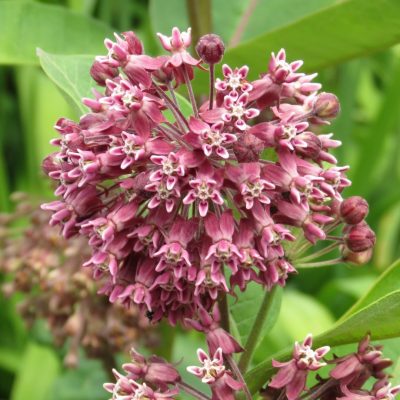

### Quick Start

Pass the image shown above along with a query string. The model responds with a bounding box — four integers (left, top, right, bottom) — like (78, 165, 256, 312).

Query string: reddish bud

(345, 223, 376, 252)
(90, 61, 118, 86)
(340, 196, 369, 225)
(295, 132, 322, 159)
(313, 92, 340, 118)
(196, 34, 225, 65)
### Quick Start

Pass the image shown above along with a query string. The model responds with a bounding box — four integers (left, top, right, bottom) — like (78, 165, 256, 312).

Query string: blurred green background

(1, 0, 400, 399)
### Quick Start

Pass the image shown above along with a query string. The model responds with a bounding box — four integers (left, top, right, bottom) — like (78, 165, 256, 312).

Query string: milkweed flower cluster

(104, 346, 243, 400)
(42, 26, 375, 330)
(266, 334, 399, 400)
(0, 194, 156, 367)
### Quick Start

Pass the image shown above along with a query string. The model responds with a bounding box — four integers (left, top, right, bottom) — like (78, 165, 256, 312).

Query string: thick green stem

(186, 0, 212, 45)
(238, 286, 278, 373)
(218, 291, 230, 333)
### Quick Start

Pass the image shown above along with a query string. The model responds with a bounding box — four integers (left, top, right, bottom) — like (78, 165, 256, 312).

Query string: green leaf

(38, 51, 193, 121)
(229, 283, 282, 346)
(224, 0, 400, 79)
(349, 55, 400, 196)
(245, 290, 400, 394)
(11, 342, 60, 400)
(340, 258, 400, 320)
(47, 357, 107, 400)
(0, 1, 113, 65)
(37, 50, 94, 115)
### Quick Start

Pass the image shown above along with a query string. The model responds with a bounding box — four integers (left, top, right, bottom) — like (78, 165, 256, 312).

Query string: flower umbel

(42, 26, 375, 330)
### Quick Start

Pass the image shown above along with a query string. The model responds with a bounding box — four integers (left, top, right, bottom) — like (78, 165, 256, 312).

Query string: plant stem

(185, 0, 212, 46)
(218, 290, 230, 332)
(295, 257, 344, 269)
(209, 63, 215, 110)
(226, 354, 253, 400)
(178, 382, 211, 400)
(100, 351, 118, 381)
(153, 81, 189, 131)
(295, 242, 339, 263)
(238, 286, 278, 373)
(182, 64, 199, 117)
(167, 81, 179, 107)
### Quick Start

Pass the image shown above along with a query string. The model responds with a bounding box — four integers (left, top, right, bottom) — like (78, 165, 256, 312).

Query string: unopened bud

(196, 34, 225, 65)
(295, 132, 322, 159)
(342, 247, 373, 265)
(90, 61, 118, 86)
(340, 196, 369, 225)
(313, 92, 340, 118)
(345, 223, 376, 252)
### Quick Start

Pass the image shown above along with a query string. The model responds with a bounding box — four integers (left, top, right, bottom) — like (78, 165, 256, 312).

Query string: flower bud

(196, 34, 225, 65)
(313, 92, 340, 118)
(295, 132, 322, 159)
(345, 223, 376, 252)
(90, 61, 118, 86)
(340, 196, 369, 225)
(341, 247, 373, 265)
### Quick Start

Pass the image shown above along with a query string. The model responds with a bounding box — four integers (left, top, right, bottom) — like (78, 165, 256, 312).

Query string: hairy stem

(182, 64, 199, 117)
(238, 286, 279, 373)
(209, 63, 215, 110)
(295, 242, 339, 263)
(153, 81, 189, 131)
(218, 290, 230, 333)
(226, 354, 253, 400)
(178, 381, 212, 400)
(167, 81, 179, 107)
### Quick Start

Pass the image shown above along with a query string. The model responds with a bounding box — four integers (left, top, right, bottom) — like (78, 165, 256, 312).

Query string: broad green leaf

(340, 258, 400, 320)
(224, 0, 400, 79)
(37, 51, 94, 115)
(47, 357, 107, 400)
(317, 275, 376, 319)
(38, 51, 193, 121)
(375, 204, 400, 268)
(11, 342, 60, 400)
(0, 347, 21, 372)
(0, 1, 113, 65)
(245, 290, 400, 394)
(149, 0, 337, 47)
(229, 283, 282, 346)
(349, 56, 400, 196)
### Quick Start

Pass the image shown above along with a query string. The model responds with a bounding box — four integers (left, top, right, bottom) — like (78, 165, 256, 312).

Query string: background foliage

(0, 0, 399, 399)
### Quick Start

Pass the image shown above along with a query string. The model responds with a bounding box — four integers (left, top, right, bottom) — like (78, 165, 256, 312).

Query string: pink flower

(204, 211, 241, 273)
(188, 117, 236, 159)
(269, 334, 330, 400)
(215, 64, 252, 97)
(183, 163, 224, 217)
(187, 348, 242, 400)
(222, 92, 260, 131)
(157, 27, 199, 68)
(330, 335, 392, 390)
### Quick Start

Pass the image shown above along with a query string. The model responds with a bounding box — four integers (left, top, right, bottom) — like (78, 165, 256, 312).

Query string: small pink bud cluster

(104, 348, 180, 400)
(267, 334, 399, 400)
(42, 27, 375, 326)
